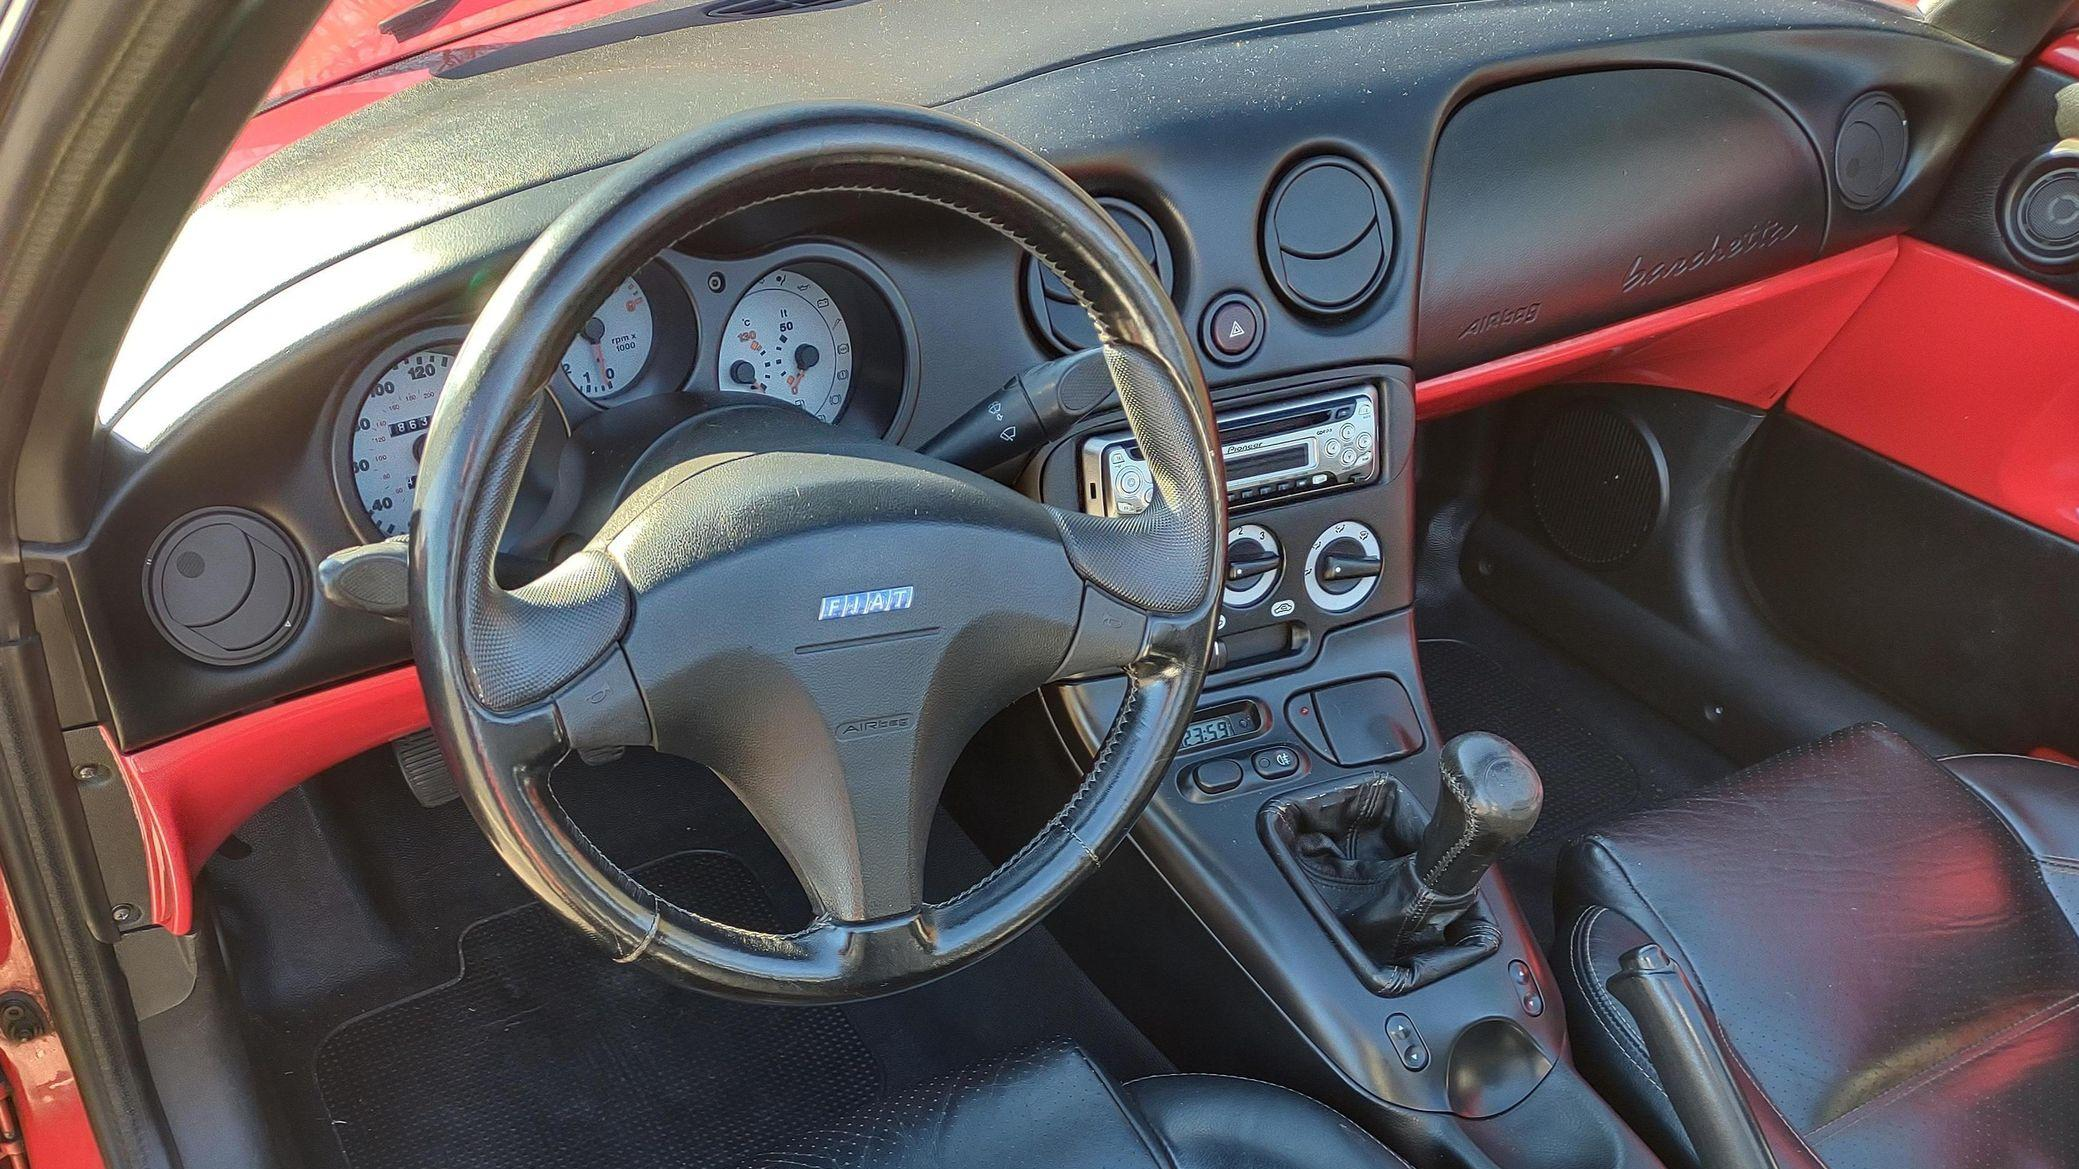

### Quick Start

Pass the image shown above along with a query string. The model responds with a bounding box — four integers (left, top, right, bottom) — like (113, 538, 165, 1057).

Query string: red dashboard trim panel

(1413, 237, 1898, 418)
(1784, 239, 2079, 543)
(111, 666, 427, 935)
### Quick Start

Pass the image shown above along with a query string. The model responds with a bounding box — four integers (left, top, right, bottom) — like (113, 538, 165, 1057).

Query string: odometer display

(349, 347, 450, 536)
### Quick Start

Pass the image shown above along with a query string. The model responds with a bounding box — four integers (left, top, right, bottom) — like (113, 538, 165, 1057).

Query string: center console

(1027, 365, 1661, 1168)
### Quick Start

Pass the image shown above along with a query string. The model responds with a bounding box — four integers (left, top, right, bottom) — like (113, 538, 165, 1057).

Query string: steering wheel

(411, 103, 1223, 1003)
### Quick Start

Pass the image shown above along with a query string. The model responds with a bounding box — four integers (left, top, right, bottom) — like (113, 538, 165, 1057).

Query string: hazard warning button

(1202, 292, 1264, 363)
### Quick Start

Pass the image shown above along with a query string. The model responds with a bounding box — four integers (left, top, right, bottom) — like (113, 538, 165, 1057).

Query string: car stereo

(1078, 384, 1380, 516)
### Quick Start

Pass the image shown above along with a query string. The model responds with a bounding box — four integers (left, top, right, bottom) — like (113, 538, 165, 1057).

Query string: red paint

(112, 667, 428, 935)
(207, 0, 658, 196)
(267, 0, 586, 102)
(2033, 746, 2079, 767)
(2041, 30, 2079, 80)
(1415, 239, 1899, 419)
(1786, 240, 2079, 542)
(0, 881, 104, 1168)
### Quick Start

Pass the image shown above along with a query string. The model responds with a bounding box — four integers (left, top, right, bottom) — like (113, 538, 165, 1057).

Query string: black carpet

(315, 852, 878, 1169)
(1415, 629, 1730, 948)
(209, 752, 1168, 1169)
(1420, 639, 1664, 927)
(1411, 492, 1733, 949)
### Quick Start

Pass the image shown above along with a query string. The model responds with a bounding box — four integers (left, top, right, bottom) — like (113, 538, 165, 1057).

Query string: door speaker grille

(1528, 400, 1665, 567)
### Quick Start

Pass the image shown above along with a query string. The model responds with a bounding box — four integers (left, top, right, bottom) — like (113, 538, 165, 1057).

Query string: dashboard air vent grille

(1260, 156, 1393, 315)
(1024, 197, 1175, 353)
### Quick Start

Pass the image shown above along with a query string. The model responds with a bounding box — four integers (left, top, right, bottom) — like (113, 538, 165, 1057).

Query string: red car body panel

(0, 889, 102, 1169)
(206, 0, 658, 196)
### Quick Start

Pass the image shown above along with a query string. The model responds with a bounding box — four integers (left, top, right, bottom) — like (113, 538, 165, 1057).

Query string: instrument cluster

(332, 241, 915, 541)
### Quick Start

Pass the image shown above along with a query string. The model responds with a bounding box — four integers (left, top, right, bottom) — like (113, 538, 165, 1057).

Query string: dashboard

(26, 0, 2019, 750)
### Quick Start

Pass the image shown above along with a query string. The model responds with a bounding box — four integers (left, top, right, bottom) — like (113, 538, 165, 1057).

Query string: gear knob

(1414, 732, 1544, 898)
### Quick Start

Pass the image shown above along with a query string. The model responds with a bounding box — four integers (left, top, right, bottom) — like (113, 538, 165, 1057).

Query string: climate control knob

(1223, 523, 1282, 608)
(1304, 520, 1382, 613)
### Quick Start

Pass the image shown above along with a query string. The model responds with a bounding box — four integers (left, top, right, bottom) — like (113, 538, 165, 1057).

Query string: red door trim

(2041, 30, 2079, 80)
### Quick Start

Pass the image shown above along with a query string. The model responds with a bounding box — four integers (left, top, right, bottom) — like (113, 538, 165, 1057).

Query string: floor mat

(314, 851, 880, 1169)
(1418, 636, 1721, 946)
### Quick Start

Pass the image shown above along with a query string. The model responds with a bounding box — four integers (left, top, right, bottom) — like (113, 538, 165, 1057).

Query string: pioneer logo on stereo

(1621, 219, 1799, 294)
(1458, 301, 1542, 339)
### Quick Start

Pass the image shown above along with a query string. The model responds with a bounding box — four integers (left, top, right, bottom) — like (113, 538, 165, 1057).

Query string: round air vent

(1834, 93, 1909, 211)
(144, 508, 307, 665)
(1024, 197, 1173, 352)
(1261, 156, 1393, 315)
(1529, 400, 1666, 568)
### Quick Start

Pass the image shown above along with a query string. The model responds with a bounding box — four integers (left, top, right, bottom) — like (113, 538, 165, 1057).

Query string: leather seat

(1556, 723, 2079, 1169)
(741, 1038, 1409, 1169)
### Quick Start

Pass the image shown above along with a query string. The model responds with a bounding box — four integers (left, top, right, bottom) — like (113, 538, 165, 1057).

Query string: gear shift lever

(1261, 731, 1544, 994)
(1415, 732, 1545, 900)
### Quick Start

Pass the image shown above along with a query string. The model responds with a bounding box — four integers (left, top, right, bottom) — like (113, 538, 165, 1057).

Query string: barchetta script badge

(817, 586, 916, 621)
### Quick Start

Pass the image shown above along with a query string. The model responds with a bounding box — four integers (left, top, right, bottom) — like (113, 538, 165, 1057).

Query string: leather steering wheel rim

(411, 102, 1223, 1003)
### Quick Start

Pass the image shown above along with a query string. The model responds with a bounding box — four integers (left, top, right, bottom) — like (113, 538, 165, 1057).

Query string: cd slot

(1221, 406, 1335, 446)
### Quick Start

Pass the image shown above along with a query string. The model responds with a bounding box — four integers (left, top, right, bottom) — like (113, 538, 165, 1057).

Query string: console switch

(1509, 959, 1545, 1017)
(1252, 745, 1303, 780)
(1192, 758, 1246, 795)
(1385, 1014, 1429, 1071)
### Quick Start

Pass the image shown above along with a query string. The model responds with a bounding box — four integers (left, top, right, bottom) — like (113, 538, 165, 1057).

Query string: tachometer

(348, 347, 450, 537)
(718, 268, 853, 422)
(560, 275, 655, 400)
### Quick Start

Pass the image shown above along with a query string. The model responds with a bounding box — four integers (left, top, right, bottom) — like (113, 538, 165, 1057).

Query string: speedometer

(560, 275, 655, 400)
(348, 347, 450, 537)
(718, 268, 853, 422)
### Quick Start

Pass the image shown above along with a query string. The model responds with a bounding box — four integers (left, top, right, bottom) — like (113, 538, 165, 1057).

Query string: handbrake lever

(1606, 943, 1778, 1169)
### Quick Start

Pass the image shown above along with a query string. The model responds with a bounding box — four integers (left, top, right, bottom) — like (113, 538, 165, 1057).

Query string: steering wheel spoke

(551, 645, 654, 764)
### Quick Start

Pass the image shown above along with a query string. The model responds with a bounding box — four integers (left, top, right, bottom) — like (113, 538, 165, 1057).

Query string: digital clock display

(1179, 701, 1260, 752)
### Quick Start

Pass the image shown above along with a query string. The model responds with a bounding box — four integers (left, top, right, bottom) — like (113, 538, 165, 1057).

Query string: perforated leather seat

(1557, 724, 2079, 1169)
(740, 1038, 1409, 1169)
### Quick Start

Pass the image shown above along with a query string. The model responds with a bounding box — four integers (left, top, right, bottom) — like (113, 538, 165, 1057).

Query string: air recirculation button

(1261, 157, 1394, 315)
